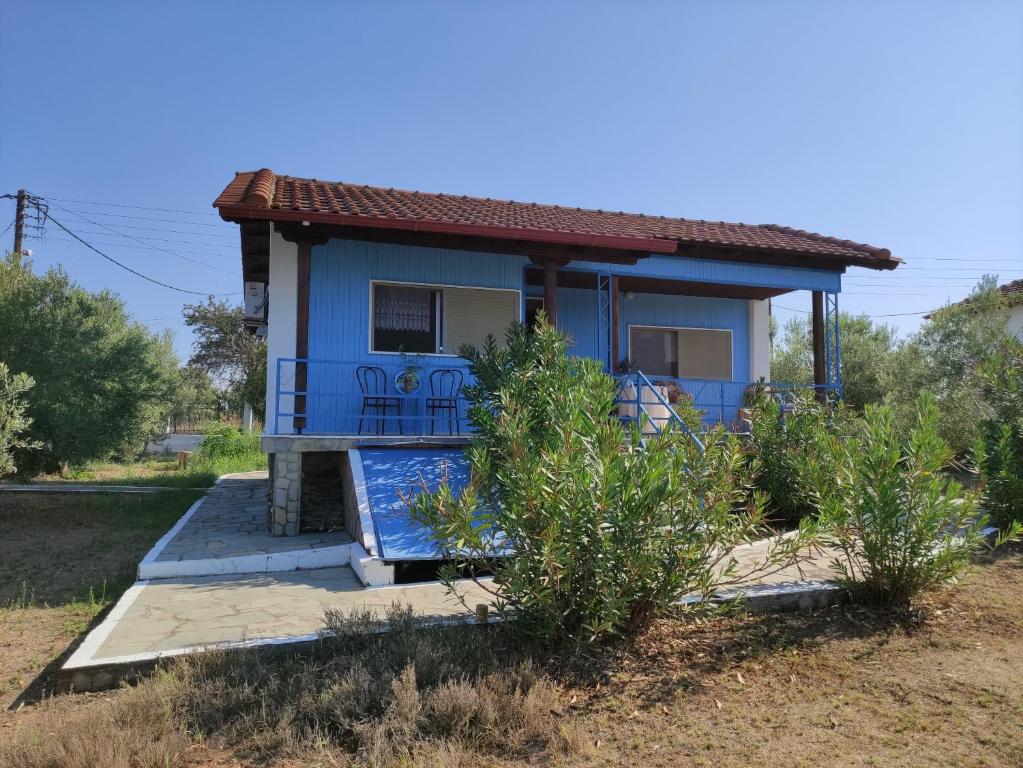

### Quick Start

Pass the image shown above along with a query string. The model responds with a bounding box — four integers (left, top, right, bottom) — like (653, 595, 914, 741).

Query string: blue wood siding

(304, 239, 525, 433)
(307, 238, 526, 363)
(298, 237, 839, 431)
(571, 255, 841, 293)
(620, 293, 750, 380)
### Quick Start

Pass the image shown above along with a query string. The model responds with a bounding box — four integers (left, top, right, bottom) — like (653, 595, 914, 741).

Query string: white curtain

(375, 285, 431, 332)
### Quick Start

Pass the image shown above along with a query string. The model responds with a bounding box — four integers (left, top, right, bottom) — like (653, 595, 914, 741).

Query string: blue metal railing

(615, 371, 705, 451)
(274, 357, 472, 436)
(272, 357, 840, 439)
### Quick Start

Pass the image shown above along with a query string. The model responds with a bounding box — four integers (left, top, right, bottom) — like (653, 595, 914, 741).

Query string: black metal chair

(426, 368, 463, 435)
(356, 365, 402, 435)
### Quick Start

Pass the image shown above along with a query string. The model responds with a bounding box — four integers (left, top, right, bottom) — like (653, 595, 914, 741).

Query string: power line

(40, 195, 220, 217)
(46, 201, 239, 275)
(56, 220, 236, 239)
(59, 208, 233, 228)
(39, 209, 239, 296)
(30, 234, 238, 259)
(49, 227, 236, 248)
(772, 303, 934, 318)
(897, 257, 1023, 264)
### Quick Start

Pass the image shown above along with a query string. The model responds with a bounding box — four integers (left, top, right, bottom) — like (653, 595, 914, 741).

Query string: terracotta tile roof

(215, 169, 899, 269)
(999, 278, 1023, 305)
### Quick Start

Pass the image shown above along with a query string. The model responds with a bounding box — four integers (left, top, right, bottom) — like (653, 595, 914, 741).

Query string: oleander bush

(409, 316, 814, 645)
(975, 342, 1023, 532)
(800, 396, 1020, 606)
(745, 391, 841, 527)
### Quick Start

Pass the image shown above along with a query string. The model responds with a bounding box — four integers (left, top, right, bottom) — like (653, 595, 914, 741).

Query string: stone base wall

(270, 450, 302, 536)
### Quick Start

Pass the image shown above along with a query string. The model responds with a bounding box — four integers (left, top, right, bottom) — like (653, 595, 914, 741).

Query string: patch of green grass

(21, 450, 266, 489)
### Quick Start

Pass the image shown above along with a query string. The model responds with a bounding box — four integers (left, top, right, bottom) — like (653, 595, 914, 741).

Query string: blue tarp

(358, 446, 473, 561)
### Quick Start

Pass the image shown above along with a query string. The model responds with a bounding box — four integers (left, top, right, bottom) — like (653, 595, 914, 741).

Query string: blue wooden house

(215, 170, 897, 583)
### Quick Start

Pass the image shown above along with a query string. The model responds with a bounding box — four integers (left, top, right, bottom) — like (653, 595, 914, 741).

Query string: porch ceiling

(523, 267, 790, 300)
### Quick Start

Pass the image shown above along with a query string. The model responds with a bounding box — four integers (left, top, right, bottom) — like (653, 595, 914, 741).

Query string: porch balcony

(270, 356, 835, 439)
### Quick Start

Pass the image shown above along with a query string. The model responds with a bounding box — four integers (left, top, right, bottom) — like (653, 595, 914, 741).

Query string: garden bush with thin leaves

(975, 341, 1023, 532)
(800, 396, 1020, 606)
(408, 316, 814, 645)
(746, 391, 842, 526)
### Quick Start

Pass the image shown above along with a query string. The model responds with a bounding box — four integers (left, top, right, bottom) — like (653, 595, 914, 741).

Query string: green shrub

(975, 342, 1023, 532)
(801, 396, 1019, 606)
(746, 391, 837, 526)
(194, 422, 260, 460)
(0, 362, 39, 476)
(409, 316, 814, 645)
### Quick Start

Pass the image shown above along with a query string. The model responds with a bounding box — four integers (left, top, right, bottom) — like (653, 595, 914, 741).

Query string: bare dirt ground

(561, 549, 1023, 767)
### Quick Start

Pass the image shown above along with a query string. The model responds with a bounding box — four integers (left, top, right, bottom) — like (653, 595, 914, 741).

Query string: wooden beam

(811, 290, 826, 400)
(274, 222, 646, 265)
(295, 241, 311, 432)
(543, 261, 559, 326)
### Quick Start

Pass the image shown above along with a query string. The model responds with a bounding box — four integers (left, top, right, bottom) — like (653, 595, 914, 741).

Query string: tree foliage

(746, 392, 854, 526)
(408, 316, 814, 645)
(975, 340, 1023, 531)
(0, 362, 38, 476)
(182, 298, 266, 420)
(0, 254, 179, 473)
(771, 312, 898, 409)
(881, 277, 1011, 454)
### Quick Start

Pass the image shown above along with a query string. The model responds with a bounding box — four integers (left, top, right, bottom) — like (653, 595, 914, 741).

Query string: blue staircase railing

(616, 371, 705, 452)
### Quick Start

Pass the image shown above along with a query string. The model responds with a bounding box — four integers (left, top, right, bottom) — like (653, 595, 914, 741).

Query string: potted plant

(395, 348, 424, 395)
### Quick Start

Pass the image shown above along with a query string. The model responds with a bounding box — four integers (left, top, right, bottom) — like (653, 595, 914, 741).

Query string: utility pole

(12, 189, 26, 264)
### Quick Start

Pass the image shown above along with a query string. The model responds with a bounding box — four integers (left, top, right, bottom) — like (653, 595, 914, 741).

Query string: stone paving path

(70, 532, 839, 672)
(154, 472, 352, 562)
(82, 569, 493, 662)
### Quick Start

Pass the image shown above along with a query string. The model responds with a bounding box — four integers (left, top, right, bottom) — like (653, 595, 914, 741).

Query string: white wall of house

(1008, 304, 1023, 341)
(748, 299, 771, 383)
(265, 226, 298, 433)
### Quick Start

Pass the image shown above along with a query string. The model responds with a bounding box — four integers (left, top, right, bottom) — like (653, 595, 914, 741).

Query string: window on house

(371, 282, 520, 354)
(629, 326, 732, 380)
(372, 284, 441, 353)
(525, 296, 545, 331)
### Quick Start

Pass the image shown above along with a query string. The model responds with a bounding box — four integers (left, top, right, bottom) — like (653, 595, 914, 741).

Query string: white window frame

(368, 279, 522, 357)
(627, 324, 734, 381)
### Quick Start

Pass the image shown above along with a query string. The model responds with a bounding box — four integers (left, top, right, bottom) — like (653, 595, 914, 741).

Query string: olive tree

(0, 362, 38, 476)
(0, 253, 179, 473)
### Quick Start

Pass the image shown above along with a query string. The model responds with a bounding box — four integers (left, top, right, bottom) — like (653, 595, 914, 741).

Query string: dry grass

(0, 490, 204, 605)
(2, 552, 1021, 767)
(160, 606, 579, 765)
(0, 490, 204, 713)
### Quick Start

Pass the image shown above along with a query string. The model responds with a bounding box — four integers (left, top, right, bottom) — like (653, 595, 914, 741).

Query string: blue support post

(824, 291, 842, 398)
(596, 272, 613, 371)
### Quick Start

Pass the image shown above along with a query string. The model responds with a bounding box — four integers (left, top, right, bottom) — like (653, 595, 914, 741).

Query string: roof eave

(217, 203, 900, 271)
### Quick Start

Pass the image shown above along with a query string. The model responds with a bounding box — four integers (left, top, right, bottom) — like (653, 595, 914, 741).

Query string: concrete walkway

(138, 472, 353, 578)
(60, 474, 844, 691)
(150, 473, 351, 562)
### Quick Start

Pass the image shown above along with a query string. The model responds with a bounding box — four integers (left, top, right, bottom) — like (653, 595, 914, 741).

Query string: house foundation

(262, 435, 469, 536)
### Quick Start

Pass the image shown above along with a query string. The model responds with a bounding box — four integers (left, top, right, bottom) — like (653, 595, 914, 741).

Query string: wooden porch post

(543, 261, 558, 325)
(811, 290, 826, 402)
(295, 241, 311, 431)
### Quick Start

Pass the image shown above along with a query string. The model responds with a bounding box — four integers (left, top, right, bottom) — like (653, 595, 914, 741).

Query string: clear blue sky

(2, 1, 1021, 362)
